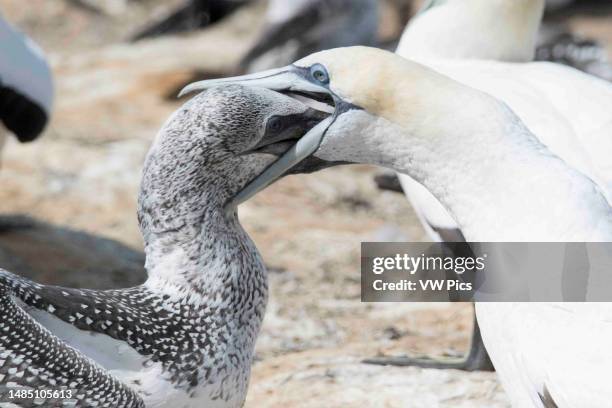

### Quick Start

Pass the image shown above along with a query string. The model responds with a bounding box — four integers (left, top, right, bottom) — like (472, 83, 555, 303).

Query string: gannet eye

(310, 64, 329, 85)
(267, 116, 282, 133)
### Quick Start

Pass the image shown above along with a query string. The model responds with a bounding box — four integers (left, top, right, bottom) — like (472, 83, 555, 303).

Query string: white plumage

(393, 3, 612, 405)
(311, 49, 612, 406)
(395, 0, 612, 237)
(398, 0, 544, 63)
(425, 59, 612, 200)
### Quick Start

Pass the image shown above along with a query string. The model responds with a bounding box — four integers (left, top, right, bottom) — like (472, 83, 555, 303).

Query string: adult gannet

(0, 13, 53, 156)
(130, 0, 250, 42)
(396, 0, 612, 205)
(388, 0, 612, 238)
(382, 0, 612, 372)
(182, 46, 612, 407)
(239, 0, 378, 73)
(0, 84, 328, 407)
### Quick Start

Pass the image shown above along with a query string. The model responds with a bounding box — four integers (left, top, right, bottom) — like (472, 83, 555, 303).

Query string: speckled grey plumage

(0, 282, 144, 408)
(0, 85, 323, 408)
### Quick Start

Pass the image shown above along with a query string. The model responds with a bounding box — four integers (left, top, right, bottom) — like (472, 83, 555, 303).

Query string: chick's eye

(267, 117, 282, 132)
(310, 64, 329, 84)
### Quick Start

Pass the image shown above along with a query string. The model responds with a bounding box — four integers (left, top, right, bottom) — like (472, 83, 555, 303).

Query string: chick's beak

(227, 117, 334, 211)
(246, 108, 330, 156)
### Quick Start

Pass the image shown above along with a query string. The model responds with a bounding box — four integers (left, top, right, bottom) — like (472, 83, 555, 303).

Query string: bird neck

(139, 191, 267, 403)
(137, 136, 267, 307)
(397, 0, 544, 62)
(142, 205, 266, 304)
(331, 92, 612, 241)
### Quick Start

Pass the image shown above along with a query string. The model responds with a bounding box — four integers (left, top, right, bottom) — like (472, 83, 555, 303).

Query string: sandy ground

(0, 0, 611, 406)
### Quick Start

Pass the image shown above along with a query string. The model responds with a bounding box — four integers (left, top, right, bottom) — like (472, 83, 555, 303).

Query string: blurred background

(0, 0, 611, 406)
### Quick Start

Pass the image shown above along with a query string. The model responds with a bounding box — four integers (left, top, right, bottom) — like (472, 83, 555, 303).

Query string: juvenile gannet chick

(0, 84, 328, 408)
(182, 46, 612, 407)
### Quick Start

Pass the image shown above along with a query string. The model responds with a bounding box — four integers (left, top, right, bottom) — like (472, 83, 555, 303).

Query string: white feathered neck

(308, 49, 612, 241)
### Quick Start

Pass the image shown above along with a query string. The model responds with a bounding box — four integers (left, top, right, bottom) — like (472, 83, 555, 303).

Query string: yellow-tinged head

(293, 46, 476, 129)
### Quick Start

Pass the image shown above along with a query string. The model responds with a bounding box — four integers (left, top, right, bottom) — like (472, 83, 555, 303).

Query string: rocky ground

(0, 0, 611, 406)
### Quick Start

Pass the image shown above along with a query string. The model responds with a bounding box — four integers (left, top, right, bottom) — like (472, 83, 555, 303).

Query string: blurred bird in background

(537, 27, 612, 81)
(130, 0, 250, 41)
(0, 11, 53, 156)
(131, 0, 380, 74)
(130, 0, 612, 82)
(239, 0, 379, 72)
(538, 0, 612, 81)
(0, 11, 53, 231)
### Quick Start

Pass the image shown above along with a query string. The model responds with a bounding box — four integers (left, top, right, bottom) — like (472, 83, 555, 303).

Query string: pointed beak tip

(178, 85, 196, 98)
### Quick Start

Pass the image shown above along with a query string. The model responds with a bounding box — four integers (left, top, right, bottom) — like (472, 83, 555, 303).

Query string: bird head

(140, 84, 333, 231)
(179, 46, 477, 208)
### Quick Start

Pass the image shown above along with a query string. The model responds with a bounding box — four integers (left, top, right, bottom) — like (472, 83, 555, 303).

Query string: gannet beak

(226, 117, 333, 211)
(246, 108, 330, 156)
(179, 66, 328, 97)
(187, 67, 358, 212)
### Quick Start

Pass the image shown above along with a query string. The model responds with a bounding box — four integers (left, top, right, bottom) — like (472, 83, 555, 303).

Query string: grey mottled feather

(0, 85, 321, 407)
(0, 280, 144, 407)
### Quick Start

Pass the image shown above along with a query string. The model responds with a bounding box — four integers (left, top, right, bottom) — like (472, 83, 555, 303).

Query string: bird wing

(477, 302, 612, 408)
(0, 269, 210, 392)
(0, 270, 160, 374)
(0, 280, 144, 407)
(397, 173, 461, 241)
